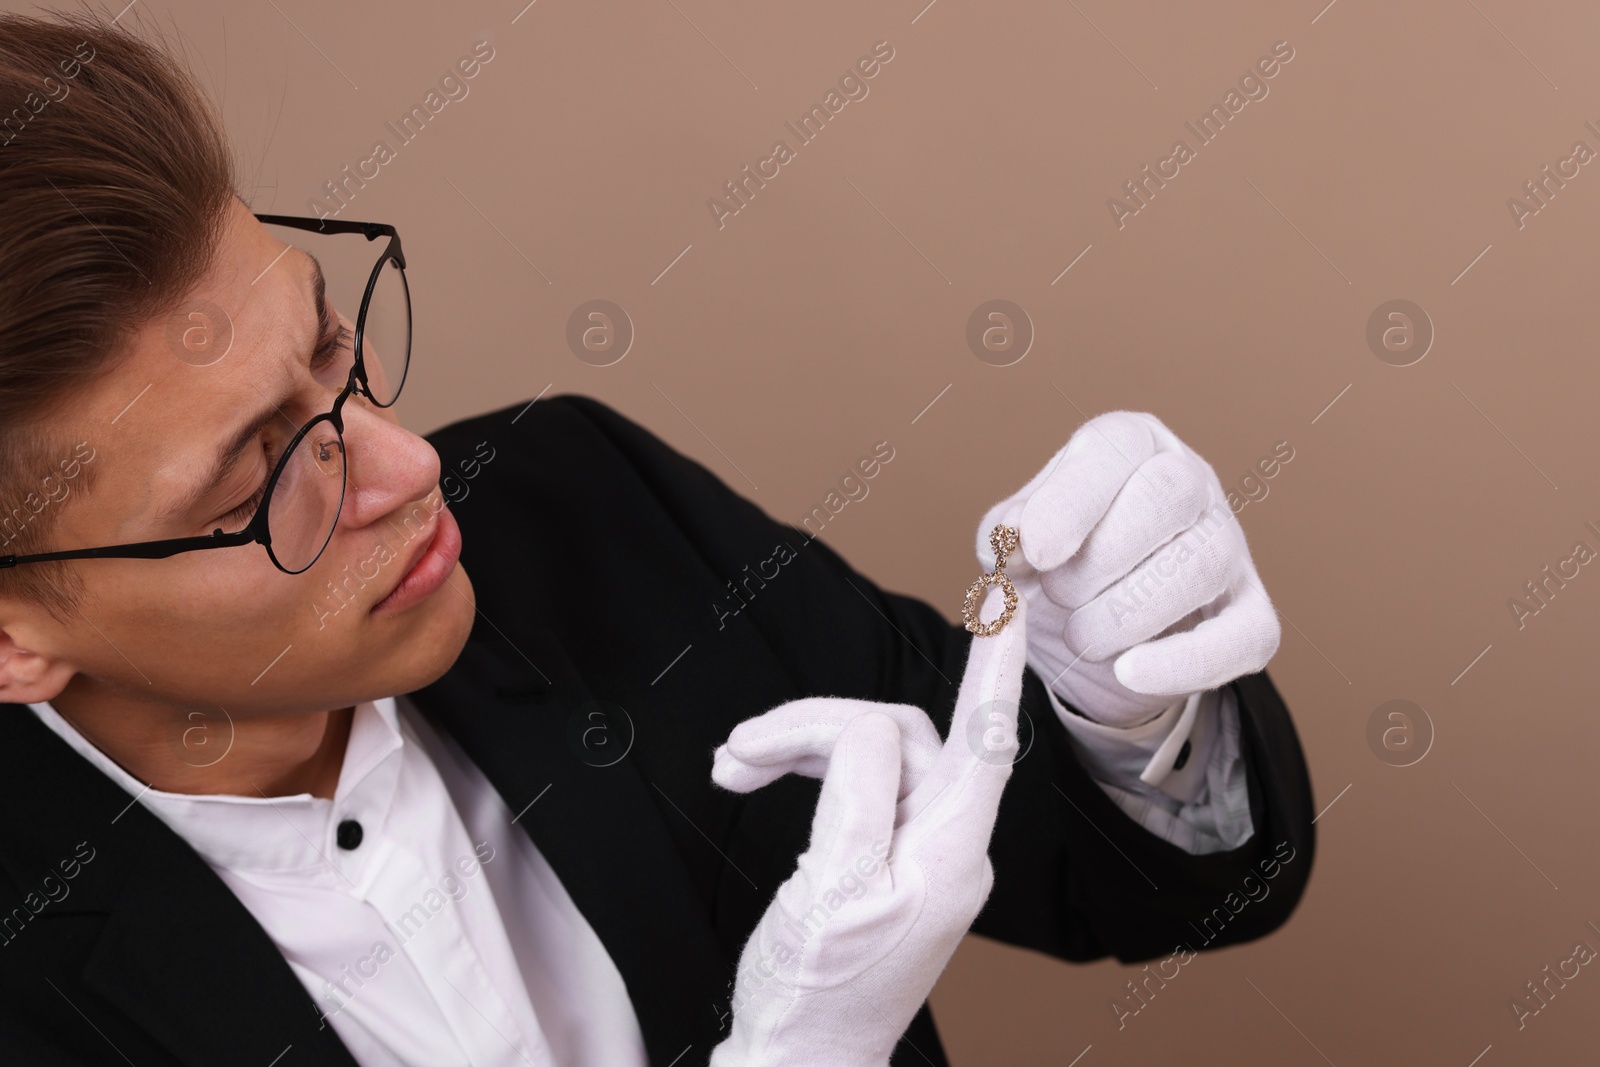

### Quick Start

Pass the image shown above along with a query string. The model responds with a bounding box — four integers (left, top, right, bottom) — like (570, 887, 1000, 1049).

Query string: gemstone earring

(963, 524, 1020, 637)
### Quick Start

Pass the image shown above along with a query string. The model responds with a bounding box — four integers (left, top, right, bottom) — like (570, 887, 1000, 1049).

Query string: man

(0, 12, 1315, 1066)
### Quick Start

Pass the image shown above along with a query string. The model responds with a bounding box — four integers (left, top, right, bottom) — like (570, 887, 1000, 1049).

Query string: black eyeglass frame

(0, 214, 410, 575)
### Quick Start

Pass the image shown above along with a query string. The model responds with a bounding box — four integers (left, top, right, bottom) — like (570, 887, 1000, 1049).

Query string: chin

(382, 562, 476, 694)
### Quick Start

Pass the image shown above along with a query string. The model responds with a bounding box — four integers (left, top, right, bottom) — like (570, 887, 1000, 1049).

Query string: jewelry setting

(963, 524, 1020, 637)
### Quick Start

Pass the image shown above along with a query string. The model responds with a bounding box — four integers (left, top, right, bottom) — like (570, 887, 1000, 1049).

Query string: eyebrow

(157, 251, 330, 528)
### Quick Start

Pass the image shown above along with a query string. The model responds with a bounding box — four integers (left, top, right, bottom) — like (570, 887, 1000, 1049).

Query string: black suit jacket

(0, 394, 1316, 1066)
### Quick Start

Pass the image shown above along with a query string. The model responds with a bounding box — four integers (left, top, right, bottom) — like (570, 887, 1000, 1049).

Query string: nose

(334, 393, 442, 532)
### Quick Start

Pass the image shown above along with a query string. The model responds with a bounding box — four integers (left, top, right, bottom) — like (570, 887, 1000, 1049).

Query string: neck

(44, 677, 355, 800)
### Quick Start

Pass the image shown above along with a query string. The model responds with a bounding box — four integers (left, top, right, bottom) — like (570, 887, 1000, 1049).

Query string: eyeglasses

(0, 214, 411, 576)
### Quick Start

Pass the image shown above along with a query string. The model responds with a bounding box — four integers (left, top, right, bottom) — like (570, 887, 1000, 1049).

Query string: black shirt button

(1172, 739, 1192, 771)
(336, 819, 364, 850)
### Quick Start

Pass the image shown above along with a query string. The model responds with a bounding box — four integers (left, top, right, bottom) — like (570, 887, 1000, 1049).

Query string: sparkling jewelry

(963, 525, 1020, 637)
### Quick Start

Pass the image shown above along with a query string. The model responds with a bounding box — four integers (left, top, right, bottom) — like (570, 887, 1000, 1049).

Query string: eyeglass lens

(249, 226, 412, 573)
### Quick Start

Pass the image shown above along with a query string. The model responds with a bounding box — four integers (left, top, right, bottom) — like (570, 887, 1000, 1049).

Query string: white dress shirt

(28, 694, 650, 1067)
(27, 677, 1249, 1064)
(1049, 687, 1253, 855)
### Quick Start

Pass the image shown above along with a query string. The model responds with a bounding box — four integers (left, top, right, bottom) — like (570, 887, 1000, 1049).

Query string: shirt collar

(26, 696, 406, 874)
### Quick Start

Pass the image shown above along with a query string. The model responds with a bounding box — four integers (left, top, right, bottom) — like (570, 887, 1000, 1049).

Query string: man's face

(3, 198, 476, 720)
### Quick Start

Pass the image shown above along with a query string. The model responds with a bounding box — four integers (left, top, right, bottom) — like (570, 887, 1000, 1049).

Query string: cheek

(68, 553, 305, 691)
(160, 555, 307, 630)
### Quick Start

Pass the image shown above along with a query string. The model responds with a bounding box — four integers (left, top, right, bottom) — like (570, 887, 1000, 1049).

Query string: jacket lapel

(0, 625, 734, 1067)
(0, 706, 361, 1067)
(406, 626, 733, 1066)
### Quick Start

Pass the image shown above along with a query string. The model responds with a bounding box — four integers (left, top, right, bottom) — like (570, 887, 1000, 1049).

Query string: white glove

(708, 594, 1030, 1067)
(977, 411, 1280, 727)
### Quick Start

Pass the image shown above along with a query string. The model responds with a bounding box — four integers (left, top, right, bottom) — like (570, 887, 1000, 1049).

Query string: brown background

(12, 0, 1600, 1062)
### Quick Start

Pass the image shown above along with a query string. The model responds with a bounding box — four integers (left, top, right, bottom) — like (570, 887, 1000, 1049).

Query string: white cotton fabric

(707, 596, 1032, 1067)
(976, 410, 1282, 728)
(28, 694, 649, 1067)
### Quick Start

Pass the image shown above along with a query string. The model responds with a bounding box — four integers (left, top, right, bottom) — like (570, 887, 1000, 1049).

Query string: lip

(370, 502, 462, 615)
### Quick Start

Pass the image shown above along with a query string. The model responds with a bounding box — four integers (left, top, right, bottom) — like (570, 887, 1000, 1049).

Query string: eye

(219, 439, 281, 528)
(312, 323, 353, 373)
(213, 298, 347, 531)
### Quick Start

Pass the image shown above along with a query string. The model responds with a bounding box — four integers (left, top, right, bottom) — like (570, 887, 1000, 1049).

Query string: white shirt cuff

(1042, 685, 1255, 855)
(1042, 687, 1215, 803)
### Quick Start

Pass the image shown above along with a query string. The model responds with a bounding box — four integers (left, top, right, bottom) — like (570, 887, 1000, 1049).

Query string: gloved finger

(710, 697, 942, 797)
(711, 742, 940, 800)
(802, 710, 904, 876)
(1063, 516, 1239, 659)
(1018, 412, 1158, 573)
(1113, 579, 1281, 695)
(899, 592, 1028, 831)
(1035, 450, 1213, 610)
(976, 433, 1069, 570)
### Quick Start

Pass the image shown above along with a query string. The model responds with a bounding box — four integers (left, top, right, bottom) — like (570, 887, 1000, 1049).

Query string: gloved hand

(707, 593, 1029, 1067)
(976, 411, 1280, 727)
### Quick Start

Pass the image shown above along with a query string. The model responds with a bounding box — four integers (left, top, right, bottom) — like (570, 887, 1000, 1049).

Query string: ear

(0, 627, 77, 705)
